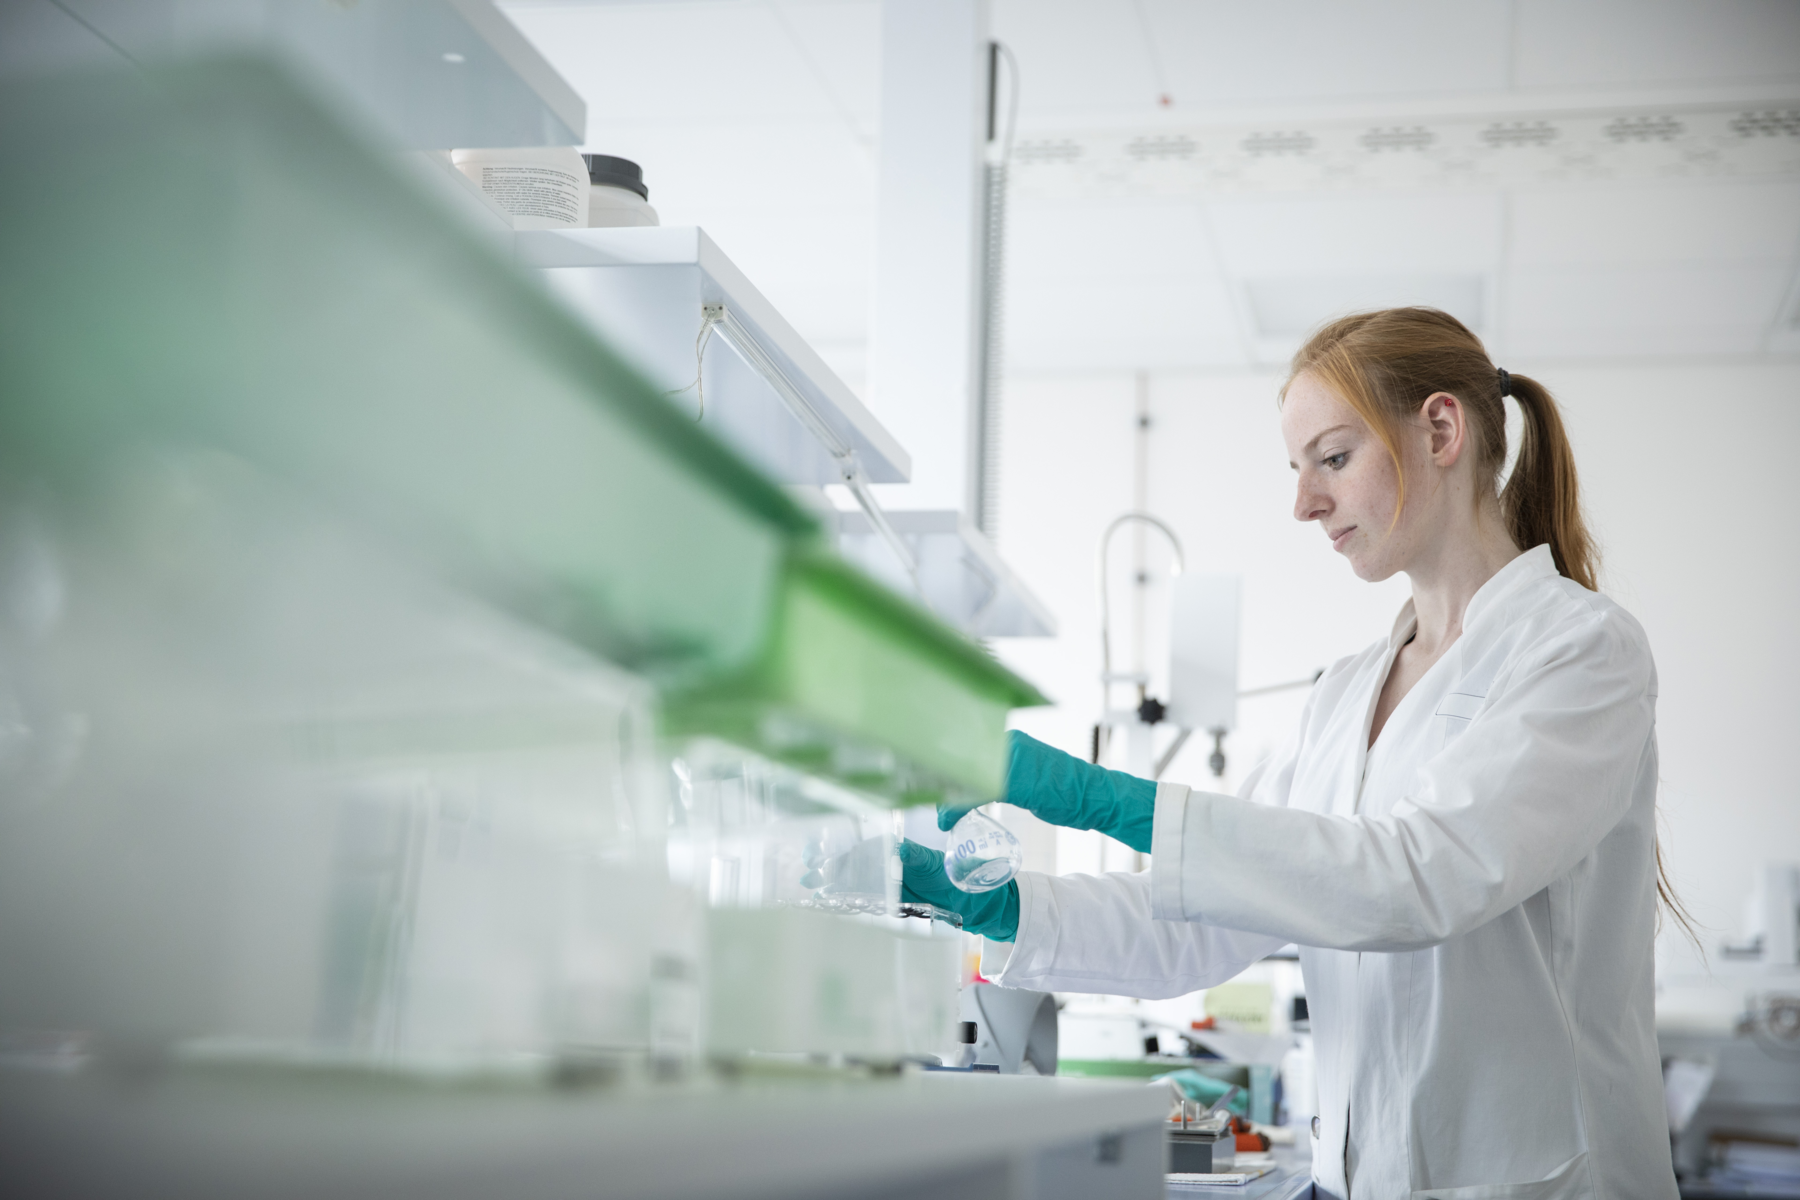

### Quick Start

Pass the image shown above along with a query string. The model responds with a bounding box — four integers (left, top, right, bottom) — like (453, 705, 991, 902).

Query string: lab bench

(0, 1066, 1171, 1200)
(1185, 1145, 1317, 1199)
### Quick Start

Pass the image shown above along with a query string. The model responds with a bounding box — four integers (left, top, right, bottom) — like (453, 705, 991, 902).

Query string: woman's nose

(1294, 473, 1329, 523)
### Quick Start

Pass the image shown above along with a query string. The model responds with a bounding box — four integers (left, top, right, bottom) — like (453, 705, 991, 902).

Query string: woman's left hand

(938, 730, 1156, 853)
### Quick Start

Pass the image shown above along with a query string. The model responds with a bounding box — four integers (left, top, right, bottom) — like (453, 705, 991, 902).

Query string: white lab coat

(988, 547, 1676, 1200)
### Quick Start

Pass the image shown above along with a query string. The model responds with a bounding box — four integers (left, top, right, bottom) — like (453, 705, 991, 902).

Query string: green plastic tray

(0, 57, 811, 683)
(0, 56, 1048, 803)
(667, 549, 1046, 805)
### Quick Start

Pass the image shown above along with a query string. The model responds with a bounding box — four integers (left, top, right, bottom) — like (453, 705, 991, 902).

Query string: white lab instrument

(1724, 862, 1800, 969)
(1165, 574, 1240, 741)
(1092, 512, 1244, 781)
(989, 547, 1678, 1199)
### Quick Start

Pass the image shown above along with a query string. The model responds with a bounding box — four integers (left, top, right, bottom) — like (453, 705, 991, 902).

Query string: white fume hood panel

(834, 509, 1057, 640)
(1166, 574, 1241, 734)
(521, 226, 911, 488)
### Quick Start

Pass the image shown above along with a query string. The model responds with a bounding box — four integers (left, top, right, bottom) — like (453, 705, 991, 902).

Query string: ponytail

(1283, 308, 1603, 592)
(1499, 374, 1597, 592)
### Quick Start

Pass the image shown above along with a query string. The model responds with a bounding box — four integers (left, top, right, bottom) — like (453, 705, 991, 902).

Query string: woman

(903, 308, 1681, 1200)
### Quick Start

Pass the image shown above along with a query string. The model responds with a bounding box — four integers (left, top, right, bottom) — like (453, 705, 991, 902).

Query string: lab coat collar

(1386, 544, 1558, 649)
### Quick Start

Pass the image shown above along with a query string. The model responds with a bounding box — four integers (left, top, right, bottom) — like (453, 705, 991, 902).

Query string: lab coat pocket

(1409, 1151, 1588, 1200)
(1434, 691, 1484, 750)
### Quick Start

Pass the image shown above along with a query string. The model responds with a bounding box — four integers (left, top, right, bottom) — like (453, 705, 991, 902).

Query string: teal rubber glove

(939, 730, 1156, 854)
(898, 839, 1019, 942)
(1155, 1068, 1248, 1117)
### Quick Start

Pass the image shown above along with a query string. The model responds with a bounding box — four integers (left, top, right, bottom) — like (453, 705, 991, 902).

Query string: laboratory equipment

(0, 36, 1154, 1200)
(584, 154, 658, 227)
(1092, 513, 1243, 781)
(516, 227, 1056, 636)
(668, 741, 964, 1063)
(1166, 1108, 1237, 1175)
(452, 146, 589, 228)
(1164, 573, 1242, 773)
(0, 448, 674, 1073)
(0, 58, 819, 1077)
(944, 807, 1025, 892)
(834, 508, 1056, 639)
(950, 1020, 979, 1067)
(1722, 862, 1800, 969)
(961, 983, 1059, 1075)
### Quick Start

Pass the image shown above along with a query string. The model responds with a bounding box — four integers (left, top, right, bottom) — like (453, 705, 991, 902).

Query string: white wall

(989, 360, 1800, 973)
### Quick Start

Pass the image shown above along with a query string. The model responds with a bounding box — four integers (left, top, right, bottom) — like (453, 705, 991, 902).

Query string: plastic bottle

(950, 1020, 978, 1068)
(450, 147, 587, 230)
(583, 154, 659, 227)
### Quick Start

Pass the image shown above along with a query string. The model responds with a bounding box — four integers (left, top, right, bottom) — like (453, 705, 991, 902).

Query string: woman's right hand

(898, 840, 1019, 941)
(937, 730, 1156, 853)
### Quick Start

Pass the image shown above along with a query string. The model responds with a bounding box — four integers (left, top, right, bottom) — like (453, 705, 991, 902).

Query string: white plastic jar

(450, 146, 588, 230)
(583, 154, 659, 227)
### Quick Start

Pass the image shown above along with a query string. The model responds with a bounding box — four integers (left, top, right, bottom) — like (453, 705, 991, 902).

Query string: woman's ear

(1421, 391, 1466, 467)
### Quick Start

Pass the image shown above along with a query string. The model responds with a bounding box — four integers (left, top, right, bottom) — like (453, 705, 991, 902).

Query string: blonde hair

(1283, 306, 1596, 590)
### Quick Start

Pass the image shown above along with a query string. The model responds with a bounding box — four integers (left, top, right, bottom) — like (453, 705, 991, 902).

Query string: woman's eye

(1323, 452, 1348, 470)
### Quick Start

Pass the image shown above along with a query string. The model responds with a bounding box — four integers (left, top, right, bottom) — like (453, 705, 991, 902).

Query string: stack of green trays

(0, 56, 1042, 808)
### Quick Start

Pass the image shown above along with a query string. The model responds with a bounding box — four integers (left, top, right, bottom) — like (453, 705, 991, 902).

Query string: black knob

(1137, 696, 1166, 725)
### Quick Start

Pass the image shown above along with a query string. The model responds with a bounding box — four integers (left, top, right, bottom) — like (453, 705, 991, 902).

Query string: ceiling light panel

(1008, 103, 1800, 202)
(1516, 0, 1800, 91)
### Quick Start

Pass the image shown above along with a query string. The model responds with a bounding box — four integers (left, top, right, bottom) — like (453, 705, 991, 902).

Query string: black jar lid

(582, 154, 648, 200)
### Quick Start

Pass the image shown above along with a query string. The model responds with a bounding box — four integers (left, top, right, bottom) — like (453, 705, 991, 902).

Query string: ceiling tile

(1516, 0, 1800, 91)
(1205, 192, 1504, 276)
(1511, 181, 1800, 268)
(1505, 263, 1791, 356)
(502, 2, 844, 126)
(992, 0, 1165, 119)
(1244, 273, 1488, 336)
(1141, 0, 1511, 109)
(773, 0, 881, 134)
(582, 121, 873, 215)
(1008, 201, 1217, 281)
(1008, 276, 1244, 371)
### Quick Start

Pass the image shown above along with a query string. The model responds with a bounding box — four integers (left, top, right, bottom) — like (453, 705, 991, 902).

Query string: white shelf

(18, 0, 584, 149)
(520, 226, 910, 487)
(836, 509, 1058, 639)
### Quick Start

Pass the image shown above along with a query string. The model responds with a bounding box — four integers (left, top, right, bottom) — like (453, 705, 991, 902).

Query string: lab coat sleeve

(989, 867, 1291, 998)
(1155, 605, 1655, 952)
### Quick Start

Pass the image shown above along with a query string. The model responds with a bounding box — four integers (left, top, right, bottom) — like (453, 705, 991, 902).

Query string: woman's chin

(1347, 553, 1400, 583)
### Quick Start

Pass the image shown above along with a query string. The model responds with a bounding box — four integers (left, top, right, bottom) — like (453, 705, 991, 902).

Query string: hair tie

(1497, 368, 1513, 397)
